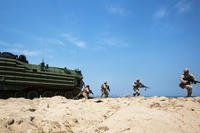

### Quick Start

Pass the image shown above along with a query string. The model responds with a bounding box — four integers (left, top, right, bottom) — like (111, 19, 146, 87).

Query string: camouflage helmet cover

(184, 68, 189, 73)
(136, 78, 140, 82)
(86, 85, 90, 88)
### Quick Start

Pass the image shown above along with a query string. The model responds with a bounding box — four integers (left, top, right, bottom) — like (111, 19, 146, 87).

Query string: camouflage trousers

(101, 89, 108, 98)
(82, 92, 89, 99)
(183, 85, 192, 97)
(133, 88, 140, 97)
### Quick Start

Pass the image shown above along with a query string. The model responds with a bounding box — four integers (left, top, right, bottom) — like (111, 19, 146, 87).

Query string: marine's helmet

(104, 81, 107, 84)
(86, 85, 90, 88)
(136, 78, 140, 82)
(184, 68, 189, 74)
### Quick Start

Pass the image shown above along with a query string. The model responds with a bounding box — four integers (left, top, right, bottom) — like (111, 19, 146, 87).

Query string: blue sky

(0, 0, 200, 97)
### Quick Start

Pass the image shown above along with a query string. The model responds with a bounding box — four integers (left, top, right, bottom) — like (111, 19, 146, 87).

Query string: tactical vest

(182, 74, 194, 85)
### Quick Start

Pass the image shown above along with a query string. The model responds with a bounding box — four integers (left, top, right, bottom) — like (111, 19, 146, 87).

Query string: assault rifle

(89, 89, 93, 94)
(192, 80, 200, 84)
(140, 84, 150, 91)
(179, 79, 200, 88)
(73, 88, 93, 100)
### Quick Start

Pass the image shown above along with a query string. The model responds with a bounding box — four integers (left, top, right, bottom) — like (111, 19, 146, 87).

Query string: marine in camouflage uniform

(180, 68, 197, 97)
(81, 85, 91, 99)
(101, 81, 110, 98)
(133, 79, 147, 96)
(75, 85, 93, 99)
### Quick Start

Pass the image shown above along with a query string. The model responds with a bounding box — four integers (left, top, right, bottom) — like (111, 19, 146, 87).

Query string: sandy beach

(0, 96, 200, 133)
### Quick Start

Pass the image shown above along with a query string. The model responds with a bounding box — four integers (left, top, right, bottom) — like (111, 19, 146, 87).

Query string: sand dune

(0, 96, 200, 133)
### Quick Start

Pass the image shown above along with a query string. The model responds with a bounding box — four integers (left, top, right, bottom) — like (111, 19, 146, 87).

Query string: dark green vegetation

(0, 52, 84, 99)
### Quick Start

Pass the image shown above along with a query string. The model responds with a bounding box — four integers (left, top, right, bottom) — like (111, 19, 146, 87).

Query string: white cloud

(8, 49, 41, 56)
(37, 38, 65, 46)
(45, 39, 64, 46)
(106, 4, 125, 16)
(97, 33, 128, 48)
(37, 34, 86, 49)
(0, 40, 41, 57)
(153, 0, 192, 20)
(154, 8, 168, 19)
(175, 0, 191, 13)
(61, 34, 86, 48)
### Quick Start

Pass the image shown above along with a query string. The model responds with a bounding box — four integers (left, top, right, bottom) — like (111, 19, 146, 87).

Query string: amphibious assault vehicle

(0, 52, 84, 99)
